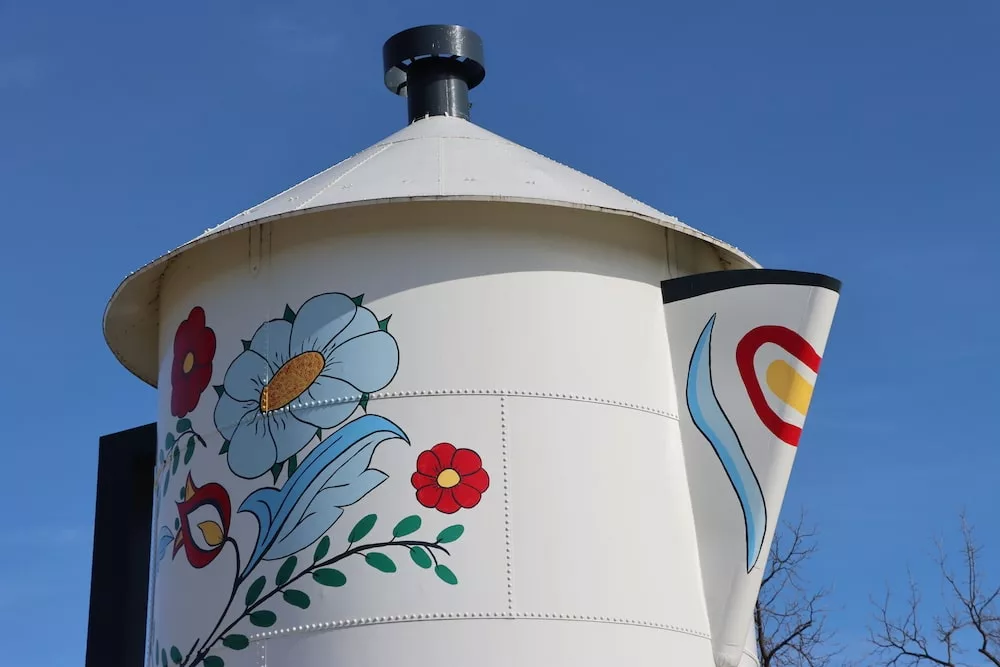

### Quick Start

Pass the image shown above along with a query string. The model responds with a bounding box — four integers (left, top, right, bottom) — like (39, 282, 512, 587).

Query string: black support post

(85, 423, 157, 667)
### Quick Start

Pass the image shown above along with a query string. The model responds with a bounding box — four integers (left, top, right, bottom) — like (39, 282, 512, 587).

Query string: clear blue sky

(1, 0, 997, 663)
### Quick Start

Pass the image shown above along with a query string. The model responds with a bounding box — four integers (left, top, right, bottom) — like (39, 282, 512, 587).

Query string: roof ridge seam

(294, 143, 394, 212)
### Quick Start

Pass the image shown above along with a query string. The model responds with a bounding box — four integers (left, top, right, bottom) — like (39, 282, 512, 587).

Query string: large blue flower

(215, 293, 399, 479)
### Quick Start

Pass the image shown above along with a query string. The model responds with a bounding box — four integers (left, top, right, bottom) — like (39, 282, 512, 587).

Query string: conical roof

(104, 115, 758, 385)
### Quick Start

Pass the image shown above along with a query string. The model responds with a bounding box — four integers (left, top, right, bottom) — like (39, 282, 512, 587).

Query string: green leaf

(249, 610, 277, 627)
(392, 515, 421, 538)
(175, 418, 192, 433)
(214, 384, 225, 397)
(219, 440, 230, 455)
(435, 564, 458, 585)
(170, 646, 182, 664)
(160, 649, 167, 667)
(183, 438, 195, 464)
(359, 393, 369, 411)
(245, 576, 266, 606)
(350, 294, 365, 306)
(276, 556, 297, 586)
(171, 448, 180, 474)
(179, 486, 185, 500)
(270, 461, 284, 483)
(283, 304, 296, 323)
(164, 432, 175, 449)
(282, 589, 311, 609)
(287, 454, 298, 477)
(436, 525, 464, 544)
(221, 634, 249, 650)
(348, 514, 377, 543)
(365, 552, 396, 573)
(162, 471, 170, 495)
(313, 536, 330, 562)
(377, 315, 391, 332)
(409, 546, 432, 569)
(312, 568, 346, 587)
(204, 656, 225, 667)
(241, 339, 251, 351)
(174, 517, 180, 530)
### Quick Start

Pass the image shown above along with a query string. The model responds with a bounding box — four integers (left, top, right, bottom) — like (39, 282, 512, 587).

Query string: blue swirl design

(686, 314, 767, 572)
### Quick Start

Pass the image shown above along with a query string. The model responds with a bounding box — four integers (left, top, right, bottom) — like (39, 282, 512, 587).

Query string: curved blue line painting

(686, 314, 767, 572)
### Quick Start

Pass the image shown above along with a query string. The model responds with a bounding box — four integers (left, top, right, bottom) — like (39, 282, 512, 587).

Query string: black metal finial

(383, 24, 486, 124)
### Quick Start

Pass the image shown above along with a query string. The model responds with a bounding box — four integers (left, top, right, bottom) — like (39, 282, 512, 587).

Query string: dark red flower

(170, 307, 216, 418)
(411, 443, 490, 514)
(173, 473, 231, 569)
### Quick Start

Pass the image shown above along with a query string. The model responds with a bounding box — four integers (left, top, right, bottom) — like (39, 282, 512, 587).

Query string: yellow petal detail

(197, 521, 225, 547)
(765, 359, 814, 416)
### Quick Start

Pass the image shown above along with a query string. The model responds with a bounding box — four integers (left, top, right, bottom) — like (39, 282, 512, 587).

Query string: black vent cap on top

(383, 24, 486, 124)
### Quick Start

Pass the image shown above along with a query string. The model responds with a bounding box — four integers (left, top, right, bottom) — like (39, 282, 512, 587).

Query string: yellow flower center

(437, 469, 461, 489)
(182, 352, 195, 374)
(260, 351, 325, 412)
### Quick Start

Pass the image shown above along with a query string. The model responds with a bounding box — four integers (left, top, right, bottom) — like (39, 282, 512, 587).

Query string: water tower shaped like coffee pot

(96, 24, 841, 667)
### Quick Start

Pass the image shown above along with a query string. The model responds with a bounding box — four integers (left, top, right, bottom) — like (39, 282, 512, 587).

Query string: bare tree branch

(756, 511, 840, 667)
(869, 513, 1000, 667)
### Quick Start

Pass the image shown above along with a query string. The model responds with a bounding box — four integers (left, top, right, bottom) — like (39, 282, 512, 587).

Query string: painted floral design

(171, 307, 217, 418)
(173, 474, 232, 568)
(214, 293, 399, 479)
(238, 414, 408, 576)
(151, 291, 484, 667)
(411, 443, 490, 514)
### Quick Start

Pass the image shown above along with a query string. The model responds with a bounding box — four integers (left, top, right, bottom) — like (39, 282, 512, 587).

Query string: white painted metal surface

(663, 271, 840, 667)
(106, 110, 840, 667)
(147, 204, 733, 667)
(103, 115, 758, 387)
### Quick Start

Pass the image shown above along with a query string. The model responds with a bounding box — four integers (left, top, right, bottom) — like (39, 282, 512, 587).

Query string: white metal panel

(108, 200, 708, 389)
(662, 272, 840, 667)
(507, 398, 707, 629)
(263, 619, 716, 666)
(207, 116, 723, 238)
(739, 624, 761, 667)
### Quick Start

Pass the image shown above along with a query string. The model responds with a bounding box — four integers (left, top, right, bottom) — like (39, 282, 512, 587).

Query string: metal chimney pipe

(383, 24, 486, 123)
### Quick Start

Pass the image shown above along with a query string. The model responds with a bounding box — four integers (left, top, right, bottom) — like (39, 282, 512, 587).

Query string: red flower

(173, 473, 231, 569)
(170, 307, 216, 418)
(411, 443, 490, 514)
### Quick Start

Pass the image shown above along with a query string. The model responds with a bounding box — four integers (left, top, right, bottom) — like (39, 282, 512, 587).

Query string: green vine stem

(176, 430, 209, 449)
(156, 428, 209, 499)
(182, 539, 451, 667)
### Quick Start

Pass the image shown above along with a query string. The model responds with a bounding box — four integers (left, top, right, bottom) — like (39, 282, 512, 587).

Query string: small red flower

(411, 443, 490, 514)
(170, 307, 216, 418)
(173, 473, 231, 569)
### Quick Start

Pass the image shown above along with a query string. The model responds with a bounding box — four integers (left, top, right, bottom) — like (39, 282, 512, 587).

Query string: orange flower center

(437, 469, 461, 489)
(182, 352, 195, 374)
(260, 351, 325, 412)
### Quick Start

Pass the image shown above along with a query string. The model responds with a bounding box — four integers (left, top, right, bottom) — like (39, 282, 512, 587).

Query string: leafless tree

(869, 514, 1000, 667)
(756, 512, 840, 667)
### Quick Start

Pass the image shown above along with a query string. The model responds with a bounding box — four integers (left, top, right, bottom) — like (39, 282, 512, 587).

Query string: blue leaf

(239, 414, 409, 576)
(686, 314, 767, 572)
(156, 526, 174, 562)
